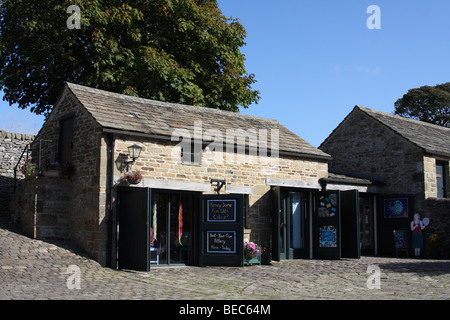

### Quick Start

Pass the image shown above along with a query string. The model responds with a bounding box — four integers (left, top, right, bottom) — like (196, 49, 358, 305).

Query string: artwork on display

(410, 213, 429, 257)
(318, 193, 338, 217)
(319, 225, 337, 247)
(384, 198, 408, 218)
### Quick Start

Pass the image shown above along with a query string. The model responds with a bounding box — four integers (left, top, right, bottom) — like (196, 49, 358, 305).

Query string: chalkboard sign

(393, 230, 408, 248)
(207, 200, 236, 222)
(206, 231, 236, 254)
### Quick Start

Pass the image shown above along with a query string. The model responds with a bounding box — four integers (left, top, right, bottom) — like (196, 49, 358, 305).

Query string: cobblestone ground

(1, 219, 449, 300)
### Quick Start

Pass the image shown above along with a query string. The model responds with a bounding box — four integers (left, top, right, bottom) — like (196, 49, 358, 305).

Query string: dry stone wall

(0, 130, 35, 218)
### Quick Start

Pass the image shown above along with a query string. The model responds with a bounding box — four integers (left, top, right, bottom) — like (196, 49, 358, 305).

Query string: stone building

(320, 105, 450, 257)
(12, 83, 334, 268)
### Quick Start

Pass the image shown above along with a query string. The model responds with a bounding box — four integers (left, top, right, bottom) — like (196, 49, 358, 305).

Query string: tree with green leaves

(0, 0, 260, 116)
(394, 82, 450, 128)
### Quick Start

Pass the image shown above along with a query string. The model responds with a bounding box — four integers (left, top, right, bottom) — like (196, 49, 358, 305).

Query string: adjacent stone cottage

(320, 105, 450, 256)
(12, 83, 331, 267)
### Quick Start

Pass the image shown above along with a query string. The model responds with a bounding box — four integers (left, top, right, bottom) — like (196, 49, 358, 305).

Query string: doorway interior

(273, 188, 311, 261)
(150, 191, 197, 266)
(359, 194, 376, 255)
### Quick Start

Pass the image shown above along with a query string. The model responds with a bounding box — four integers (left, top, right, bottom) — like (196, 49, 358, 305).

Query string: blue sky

(1, 0, 450, 147)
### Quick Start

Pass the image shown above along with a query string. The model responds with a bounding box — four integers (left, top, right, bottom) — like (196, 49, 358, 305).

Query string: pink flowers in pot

(244, 240, 262, 258)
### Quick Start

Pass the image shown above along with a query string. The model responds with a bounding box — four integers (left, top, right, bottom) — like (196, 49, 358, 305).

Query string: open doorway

(151, 191, 197, 266)
(272, 187, 311, 261)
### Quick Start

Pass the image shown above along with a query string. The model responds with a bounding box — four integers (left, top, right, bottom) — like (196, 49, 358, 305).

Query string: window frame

(180, 142, 202, 165)
(57, 114, 75, 164)
(436, 160, 448, 198)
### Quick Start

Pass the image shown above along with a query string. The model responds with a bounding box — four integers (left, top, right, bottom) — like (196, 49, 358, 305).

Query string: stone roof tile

(356, 106, 450, 158)
(65, 83, 330, 159)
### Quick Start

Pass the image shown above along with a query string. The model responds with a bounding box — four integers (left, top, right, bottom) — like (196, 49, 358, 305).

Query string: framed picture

(384, 198, 408, 218)
(319, 225, 337, 248)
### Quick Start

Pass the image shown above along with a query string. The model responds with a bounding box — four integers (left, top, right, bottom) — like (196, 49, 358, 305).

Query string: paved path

(1, 219, 449, 300)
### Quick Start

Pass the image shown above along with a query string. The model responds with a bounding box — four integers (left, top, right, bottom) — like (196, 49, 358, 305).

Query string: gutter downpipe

(107, 133, 116, 269)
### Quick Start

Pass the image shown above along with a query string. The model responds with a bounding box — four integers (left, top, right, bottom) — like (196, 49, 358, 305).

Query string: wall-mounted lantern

(125, 144, 142, 171)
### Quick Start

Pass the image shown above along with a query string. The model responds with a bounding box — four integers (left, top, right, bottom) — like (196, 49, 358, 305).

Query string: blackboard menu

(206, 231, 236, 254)
(207, 200, 236, 222)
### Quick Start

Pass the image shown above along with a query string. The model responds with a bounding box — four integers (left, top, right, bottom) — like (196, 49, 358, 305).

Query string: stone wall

(0, 130, 35, 218)
(13, 88, 107, 265)
(320, 109, 450, 254)
(423, 155, 450, 199)
(420, 198, 450, 258)
(10, 176, 71, 239)
(320, 109, 425, 209)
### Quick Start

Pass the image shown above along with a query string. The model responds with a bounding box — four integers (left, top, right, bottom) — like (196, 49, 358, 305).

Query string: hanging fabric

(178, 195, 183, 246)
(152, 201, 157, 246)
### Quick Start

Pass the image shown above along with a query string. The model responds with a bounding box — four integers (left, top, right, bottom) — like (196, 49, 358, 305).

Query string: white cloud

(353, 66, 381, 75)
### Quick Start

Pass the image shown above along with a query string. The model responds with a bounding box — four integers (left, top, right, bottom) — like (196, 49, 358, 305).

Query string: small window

(58, 116, 74, 164)
(181, 143, 201, 165)
(436, 161, 447, 198)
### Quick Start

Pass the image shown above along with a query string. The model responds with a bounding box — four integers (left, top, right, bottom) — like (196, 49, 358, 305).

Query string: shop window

(58, 116, 74, 164)
(436, 160, 448, 198)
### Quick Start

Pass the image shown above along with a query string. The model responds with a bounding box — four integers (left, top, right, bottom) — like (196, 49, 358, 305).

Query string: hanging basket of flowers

(21, 159, 38, 178)
(123, 171, 143, 185)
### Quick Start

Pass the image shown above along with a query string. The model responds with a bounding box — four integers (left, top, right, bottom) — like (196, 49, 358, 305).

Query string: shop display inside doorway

(150, 193, 193, 265)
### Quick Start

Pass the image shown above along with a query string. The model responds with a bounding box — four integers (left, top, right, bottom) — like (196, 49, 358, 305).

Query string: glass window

(436, 161, 447, 198)
(58, 116, 74, 164)
(181, 143, 201, 165)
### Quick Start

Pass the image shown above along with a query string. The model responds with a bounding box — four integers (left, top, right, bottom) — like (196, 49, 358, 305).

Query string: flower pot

(244, 255, 261, 266)
(42, 170, 60, 177)
(126, 175, 142, 185)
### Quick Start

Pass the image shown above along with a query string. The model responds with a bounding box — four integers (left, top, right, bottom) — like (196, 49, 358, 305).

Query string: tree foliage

(394, 82, 450, 128)
(0, 0, 260, 116)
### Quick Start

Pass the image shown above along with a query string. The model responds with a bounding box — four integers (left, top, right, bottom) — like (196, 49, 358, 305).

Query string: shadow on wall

(0, 175, 16, 219)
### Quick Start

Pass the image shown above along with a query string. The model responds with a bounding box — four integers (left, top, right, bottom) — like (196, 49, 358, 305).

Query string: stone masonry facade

(112, 136, 328, 254)
(11, 85, 329, 267)
(0, 130, 35, 218)
(320, 109, 425, 205)
(11, 90, 108, 265)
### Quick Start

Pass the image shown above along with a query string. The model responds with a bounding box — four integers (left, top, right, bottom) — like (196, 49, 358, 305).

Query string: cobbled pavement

(1, 218, 449, 300)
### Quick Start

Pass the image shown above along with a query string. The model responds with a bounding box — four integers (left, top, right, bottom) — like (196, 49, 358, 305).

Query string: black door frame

(272, 187, 312, 261)
(341, 189, 361, 259)
(198, 194, 244, 267)
(151, 189, 200, 266)
(117, 187, 202, 270)
(117, 187, 151, 271)
(359, 193, 377, 256)
(313, 190, 341, 260)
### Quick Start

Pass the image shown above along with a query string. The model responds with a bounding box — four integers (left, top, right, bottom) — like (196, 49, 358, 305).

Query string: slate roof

(323, 172, 379, 186)
(64, 83, 331, 160)
(355, 106, 450, 158)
